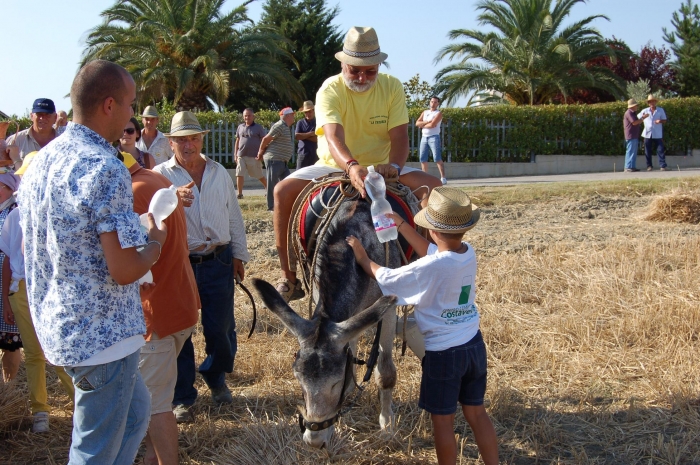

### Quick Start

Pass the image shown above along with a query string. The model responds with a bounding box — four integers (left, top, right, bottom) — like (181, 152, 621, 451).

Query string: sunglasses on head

(123, 128, 136, 135)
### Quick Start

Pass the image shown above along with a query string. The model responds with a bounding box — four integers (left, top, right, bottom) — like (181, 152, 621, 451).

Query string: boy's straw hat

(414, 187, 480, 234)
(627, 99, 639, 108)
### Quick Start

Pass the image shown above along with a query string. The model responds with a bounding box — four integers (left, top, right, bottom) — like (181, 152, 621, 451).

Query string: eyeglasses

(345, 66, 379, 77)
(123, 128, 136, 135)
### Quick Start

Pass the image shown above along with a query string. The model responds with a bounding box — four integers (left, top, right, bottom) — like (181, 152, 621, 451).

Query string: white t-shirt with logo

(375, 242, 480, 351)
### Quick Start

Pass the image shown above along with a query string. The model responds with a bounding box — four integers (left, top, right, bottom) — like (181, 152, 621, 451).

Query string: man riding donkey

(272, 26, 442, 301)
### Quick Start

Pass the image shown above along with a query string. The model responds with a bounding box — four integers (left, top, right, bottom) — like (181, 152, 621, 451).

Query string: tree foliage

(561, 39, 675, 103)
(255, 0, 344, 107)
(403, 74, 436, 110)
(433, 0, 626, 106)
(664, 0, 700, 97)
(81, 0, 304, 111)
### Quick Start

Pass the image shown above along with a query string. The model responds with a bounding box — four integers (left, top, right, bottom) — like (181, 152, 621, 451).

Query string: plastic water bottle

(364, 166, 397, 243)
(137, 185, 178, 284)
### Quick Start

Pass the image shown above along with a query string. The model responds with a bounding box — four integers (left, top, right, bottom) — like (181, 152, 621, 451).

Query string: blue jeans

(174, 245, 236, 406)
(265, 159, 290, 211)
(644, 137, 666, 168)
(419, 135, 442, 163)
(65, 350, 150, 465)
(625, 139, 639, 169)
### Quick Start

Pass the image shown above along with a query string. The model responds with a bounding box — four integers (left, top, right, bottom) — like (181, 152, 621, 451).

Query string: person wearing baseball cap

(153, 111, 250, 419)
(269, 26, 442, 302)
(137, 105, 174, 165)
(5, 98, 58, 169)
(258, 107, 296, 211)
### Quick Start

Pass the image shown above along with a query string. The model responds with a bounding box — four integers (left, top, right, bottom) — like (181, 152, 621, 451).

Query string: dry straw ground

(2, 176, 700, 464)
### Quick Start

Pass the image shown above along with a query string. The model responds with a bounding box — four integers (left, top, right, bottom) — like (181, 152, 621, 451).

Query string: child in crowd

(0, 153, 74, 433)
(346, 187, 498, 465)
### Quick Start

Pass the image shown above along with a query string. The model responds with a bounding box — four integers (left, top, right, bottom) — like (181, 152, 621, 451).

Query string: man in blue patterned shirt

(18, 60, 168, 465)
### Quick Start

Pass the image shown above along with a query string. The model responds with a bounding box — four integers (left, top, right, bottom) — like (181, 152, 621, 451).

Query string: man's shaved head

(71, 60, 131, 119)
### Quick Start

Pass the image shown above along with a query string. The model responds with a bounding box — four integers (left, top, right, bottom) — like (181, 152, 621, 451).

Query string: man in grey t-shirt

(258, 108, 295, 211)
(234, 109, 267, 199)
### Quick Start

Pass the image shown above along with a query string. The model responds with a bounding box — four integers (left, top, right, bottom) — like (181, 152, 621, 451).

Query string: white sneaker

(440, 177, 447, 185)
(32, 412, 49, 433)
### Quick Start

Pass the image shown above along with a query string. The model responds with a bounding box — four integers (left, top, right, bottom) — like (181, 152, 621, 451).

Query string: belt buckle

(190, 254, 204, 264)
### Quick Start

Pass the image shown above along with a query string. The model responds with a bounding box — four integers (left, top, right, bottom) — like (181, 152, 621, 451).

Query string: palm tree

(434, 0, 625, 105)
(81, 0, 305, 111)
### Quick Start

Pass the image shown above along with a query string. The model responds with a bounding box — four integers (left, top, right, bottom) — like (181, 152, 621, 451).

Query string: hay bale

(643, 190, 700, 224)
(0, 381, 28, 432)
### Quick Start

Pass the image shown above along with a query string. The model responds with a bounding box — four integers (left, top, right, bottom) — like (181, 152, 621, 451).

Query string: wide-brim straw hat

(647, 94, 658, 103)
(142, 106, 159, 118)
(627, 98, 639, 108)
(300, 100, 315, 112)
(335, 26, 388, 66)
(413, 187, 480, 234)
(164, 111, 210, 137)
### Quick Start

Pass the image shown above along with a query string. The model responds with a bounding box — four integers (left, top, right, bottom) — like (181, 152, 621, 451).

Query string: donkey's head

(252, 278, 397, 448)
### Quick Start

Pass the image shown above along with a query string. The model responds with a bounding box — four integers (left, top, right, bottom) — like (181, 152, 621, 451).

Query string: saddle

(288, 172, 421, 300)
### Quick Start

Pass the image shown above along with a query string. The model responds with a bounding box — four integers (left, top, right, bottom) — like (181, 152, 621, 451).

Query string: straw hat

(142, 106, 159, 118)
(335, 27, 388, 66)
(300, 101, 315, 112)
(647, 94, 658, 103)
(164, 111, 210, 137)
(627, 99, 639, 109)
(413, 187, 480, 234)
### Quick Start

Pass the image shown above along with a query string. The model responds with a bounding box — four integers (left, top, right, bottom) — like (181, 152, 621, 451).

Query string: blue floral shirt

(17, 123, 147, 366)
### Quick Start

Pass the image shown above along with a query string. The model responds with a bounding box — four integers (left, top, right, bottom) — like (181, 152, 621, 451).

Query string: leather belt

(189, 244, 227, 264)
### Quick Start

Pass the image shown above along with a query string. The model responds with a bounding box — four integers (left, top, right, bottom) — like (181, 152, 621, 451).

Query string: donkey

(253, 196, 407, 448)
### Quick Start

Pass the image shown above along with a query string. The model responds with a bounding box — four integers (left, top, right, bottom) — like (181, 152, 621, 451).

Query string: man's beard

(342, 73, 377, 93)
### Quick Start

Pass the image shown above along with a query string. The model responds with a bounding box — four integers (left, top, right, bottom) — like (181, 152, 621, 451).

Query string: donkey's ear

(331, 295, 397, 346)
(252, 279, 315, 341)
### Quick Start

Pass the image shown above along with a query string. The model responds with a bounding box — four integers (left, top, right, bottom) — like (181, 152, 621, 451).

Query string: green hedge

(408, 98, 700, 162)
(6, 98, 699, 164)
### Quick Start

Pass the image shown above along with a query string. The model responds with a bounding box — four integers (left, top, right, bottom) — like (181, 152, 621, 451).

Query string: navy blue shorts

(419, 331, 487, 415)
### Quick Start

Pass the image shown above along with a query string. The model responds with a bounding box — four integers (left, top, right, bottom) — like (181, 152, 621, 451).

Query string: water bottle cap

(367, 165, 375, 173)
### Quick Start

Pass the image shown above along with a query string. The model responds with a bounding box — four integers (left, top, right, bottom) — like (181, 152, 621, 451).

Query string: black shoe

(625, 168, 640, 172)
(211, 385, 233, 404)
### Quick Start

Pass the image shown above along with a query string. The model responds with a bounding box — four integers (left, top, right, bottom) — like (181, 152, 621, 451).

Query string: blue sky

(0, 0, 683, 116)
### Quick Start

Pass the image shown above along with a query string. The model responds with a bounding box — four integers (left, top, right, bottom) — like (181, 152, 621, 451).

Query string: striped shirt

(153, 154, 250, 262)
(262, 120, 294, 162)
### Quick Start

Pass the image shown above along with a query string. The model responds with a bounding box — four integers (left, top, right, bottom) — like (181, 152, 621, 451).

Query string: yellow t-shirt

(314, 73, 409, 169)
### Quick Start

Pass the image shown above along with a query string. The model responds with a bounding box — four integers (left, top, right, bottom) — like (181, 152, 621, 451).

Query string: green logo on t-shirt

(458, 285, 471, 305)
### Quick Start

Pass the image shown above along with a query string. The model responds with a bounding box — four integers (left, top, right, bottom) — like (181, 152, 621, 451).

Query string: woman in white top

(416, 96, 447, 185)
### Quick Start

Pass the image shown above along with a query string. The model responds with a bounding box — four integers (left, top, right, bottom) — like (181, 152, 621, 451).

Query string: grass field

(2, 176, 700, 464)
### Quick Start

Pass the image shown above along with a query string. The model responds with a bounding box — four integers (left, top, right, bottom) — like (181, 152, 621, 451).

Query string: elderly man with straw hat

(153, 111, 249, 422)
(637, 94, 668, 171)
(622, 99, 648, 172)
(138, 105, 173, 165)
(270, 26, 442, 302)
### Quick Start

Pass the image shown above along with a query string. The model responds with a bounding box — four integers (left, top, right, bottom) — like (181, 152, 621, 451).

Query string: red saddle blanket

(298, 182, 415, 262)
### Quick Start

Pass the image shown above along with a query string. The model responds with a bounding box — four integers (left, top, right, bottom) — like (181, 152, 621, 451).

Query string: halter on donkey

(253, 171, 425, 446)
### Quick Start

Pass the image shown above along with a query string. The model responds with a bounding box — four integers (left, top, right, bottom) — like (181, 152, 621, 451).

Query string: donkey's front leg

(375, 310, 397, 431)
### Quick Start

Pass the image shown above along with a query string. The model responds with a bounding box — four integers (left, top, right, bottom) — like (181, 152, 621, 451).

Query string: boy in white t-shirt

(346, 187, 498, 465)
